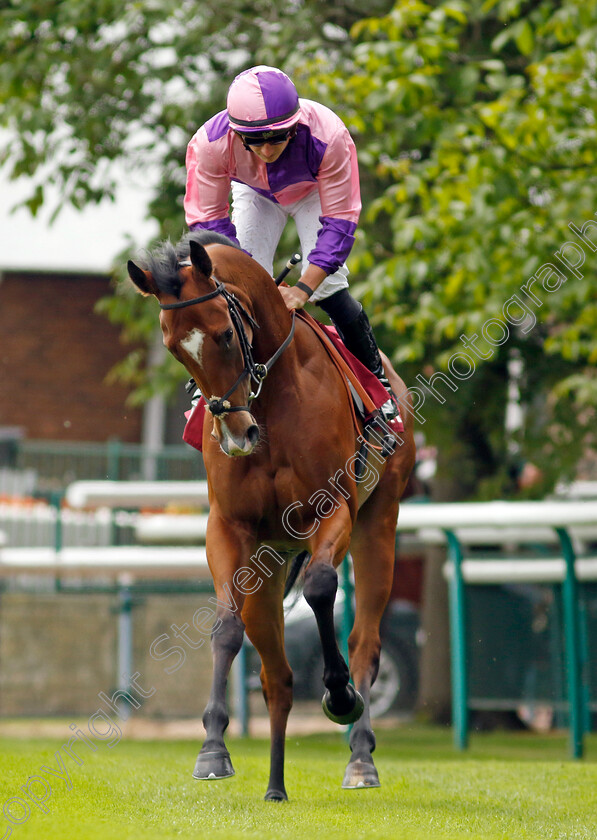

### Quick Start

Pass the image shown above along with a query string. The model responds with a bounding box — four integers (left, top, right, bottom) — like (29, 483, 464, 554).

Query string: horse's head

(127, 235, 261, 457)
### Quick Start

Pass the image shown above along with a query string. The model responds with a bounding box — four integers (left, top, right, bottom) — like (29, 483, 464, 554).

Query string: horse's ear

(189, 239, 213, 279)
(127, 260, 158, 296)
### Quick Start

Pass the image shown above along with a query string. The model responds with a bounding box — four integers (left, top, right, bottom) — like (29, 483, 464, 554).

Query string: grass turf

(1, 724, 596, 840)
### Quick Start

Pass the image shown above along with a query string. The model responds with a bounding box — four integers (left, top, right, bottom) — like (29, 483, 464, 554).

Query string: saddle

(182, 312, 403, 454)
(296, 311, 404, 462)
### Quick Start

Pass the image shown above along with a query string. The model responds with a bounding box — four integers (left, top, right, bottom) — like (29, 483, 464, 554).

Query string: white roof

(0, 164, 158, 273)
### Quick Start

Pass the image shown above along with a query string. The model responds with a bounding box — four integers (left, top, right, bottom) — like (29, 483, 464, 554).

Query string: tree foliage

(0, 0, 389, 404)
(0, 0, 388, 225)
(2, 0, 596, 497)
(294, 0, 597, 496)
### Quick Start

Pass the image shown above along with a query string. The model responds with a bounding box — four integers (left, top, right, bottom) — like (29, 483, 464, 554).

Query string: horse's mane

(177, 229, 241, 259)
(141, 230, 240, 298)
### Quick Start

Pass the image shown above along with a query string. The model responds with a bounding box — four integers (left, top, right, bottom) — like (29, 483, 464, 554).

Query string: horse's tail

(283, 550, 310, 598)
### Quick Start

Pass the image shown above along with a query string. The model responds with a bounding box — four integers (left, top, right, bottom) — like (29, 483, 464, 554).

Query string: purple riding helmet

(227, 66, 301, 142)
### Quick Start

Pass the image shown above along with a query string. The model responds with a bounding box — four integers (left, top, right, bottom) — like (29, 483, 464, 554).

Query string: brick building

(0, 269, 142, 442)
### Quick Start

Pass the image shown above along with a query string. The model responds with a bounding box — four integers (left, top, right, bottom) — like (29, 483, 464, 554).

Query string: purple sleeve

(307, 216, 357, 274)
(190, 219, 241, 248)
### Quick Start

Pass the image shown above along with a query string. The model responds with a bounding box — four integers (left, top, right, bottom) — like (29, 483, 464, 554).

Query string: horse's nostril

(246, 424, 260, 446)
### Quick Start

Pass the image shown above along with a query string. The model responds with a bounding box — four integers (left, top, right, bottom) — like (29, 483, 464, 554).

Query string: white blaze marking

(181, 328, 205, 365)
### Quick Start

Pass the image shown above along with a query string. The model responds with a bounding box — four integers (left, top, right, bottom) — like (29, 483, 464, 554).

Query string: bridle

(160, 271, 295, 417)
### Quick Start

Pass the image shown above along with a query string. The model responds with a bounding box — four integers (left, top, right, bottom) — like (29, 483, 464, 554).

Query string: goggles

(237, 128, 293, 147)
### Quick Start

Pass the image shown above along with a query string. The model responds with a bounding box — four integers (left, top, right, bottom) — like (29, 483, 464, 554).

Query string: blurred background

(1, 0, 596, 733)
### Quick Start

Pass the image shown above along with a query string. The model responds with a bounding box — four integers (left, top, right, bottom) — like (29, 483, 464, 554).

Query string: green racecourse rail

(1, 480, 597, 758)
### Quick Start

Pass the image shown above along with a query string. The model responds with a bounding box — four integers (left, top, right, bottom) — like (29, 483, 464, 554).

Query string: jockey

(184, 65, 398, 421)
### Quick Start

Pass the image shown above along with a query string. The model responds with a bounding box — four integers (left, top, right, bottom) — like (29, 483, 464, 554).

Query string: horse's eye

(221, 327, 234, 346)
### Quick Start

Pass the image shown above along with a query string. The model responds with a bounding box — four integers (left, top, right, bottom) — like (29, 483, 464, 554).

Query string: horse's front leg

(303, 508, 364, 725)
(193, 515, 251, 781)
(242, 562, 293, 801)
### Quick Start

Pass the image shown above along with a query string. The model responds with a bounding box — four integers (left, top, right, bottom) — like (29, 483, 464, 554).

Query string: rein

(159, 274, 296, 417)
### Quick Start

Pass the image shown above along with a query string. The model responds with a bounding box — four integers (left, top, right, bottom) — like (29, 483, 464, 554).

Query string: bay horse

(127, 230, 416, 801)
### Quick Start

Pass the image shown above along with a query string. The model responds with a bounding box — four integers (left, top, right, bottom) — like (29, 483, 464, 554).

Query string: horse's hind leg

(342, 496, 400, 789)
(242, 564, 293, 802)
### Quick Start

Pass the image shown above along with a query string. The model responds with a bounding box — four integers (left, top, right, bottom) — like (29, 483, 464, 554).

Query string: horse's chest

(210, 443, 384, 544)
(212, 468, 277, 521)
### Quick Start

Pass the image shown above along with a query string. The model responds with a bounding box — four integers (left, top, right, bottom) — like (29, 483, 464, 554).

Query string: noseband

(160, 275, 295, 417)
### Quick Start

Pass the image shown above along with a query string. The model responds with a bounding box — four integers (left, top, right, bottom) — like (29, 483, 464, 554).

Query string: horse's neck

(219, 252, 322, 399)
(240, 276, 297, 364)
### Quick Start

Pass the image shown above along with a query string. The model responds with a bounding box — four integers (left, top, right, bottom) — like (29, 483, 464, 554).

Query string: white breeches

(231, 182, 349, 302)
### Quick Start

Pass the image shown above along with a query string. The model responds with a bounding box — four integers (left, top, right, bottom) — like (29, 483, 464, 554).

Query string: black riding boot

(318, 293, 399, 422)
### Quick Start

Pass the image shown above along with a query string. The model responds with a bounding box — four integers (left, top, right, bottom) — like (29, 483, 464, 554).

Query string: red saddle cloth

(183, 321, 403, 453)
(183, 399, 207, 452)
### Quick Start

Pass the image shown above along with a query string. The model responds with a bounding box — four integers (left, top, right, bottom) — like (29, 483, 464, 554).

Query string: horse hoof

(264, 789, 288, 802)
(342, 759, 380, 789)
(192, 750, 235, 780)
(321, 685, 364, 725)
